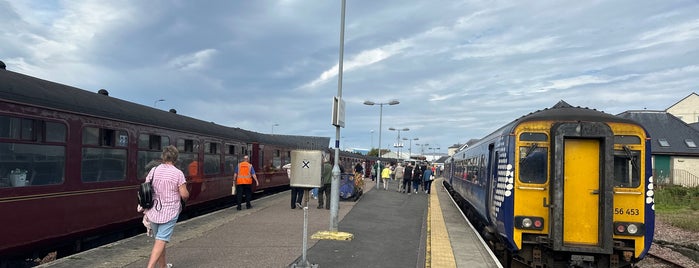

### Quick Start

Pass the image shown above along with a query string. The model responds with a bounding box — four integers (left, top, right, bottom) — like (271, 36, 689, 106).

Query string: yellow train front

(446, 101, 654, 267)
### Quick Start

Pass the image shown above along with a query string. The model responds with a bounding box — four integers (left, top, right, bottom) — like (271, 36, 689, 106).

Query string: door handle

(591, 189, 599, 195)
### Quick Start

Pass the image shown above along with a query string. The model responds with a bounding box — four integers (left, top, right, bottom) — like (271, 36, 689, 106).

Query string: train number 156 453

(614, 207, 640, 215)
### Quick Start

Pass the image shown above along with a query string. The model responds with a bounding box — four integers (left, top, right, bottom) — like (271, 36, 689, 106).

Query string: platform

(39, 178, 500, 268)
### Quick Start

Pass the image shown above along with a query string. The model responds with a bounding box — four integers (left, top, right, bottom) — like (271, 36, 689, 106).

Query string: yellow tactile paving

(427, 179, 457, 268)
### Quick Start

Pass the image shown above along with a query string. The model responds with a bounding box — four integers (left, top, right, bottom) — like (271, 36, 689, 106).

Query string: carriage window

(81, 148, 127, 182)
(45, 122, 67, 143)
(0, 116, 21, 139)
(519, 146, 548, 184)
(138, 134, 170, 150)
(204, 142, 221, 175)
(520, 132, 547, 142)
(177, 138, 197, 153)
(613, 148, 640, 188)
(0, 143, 65, 187)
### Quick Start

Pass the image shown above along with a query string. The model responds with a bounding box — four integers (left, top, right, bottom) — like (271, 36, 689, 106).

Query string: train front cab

(511, 121, 653, 267)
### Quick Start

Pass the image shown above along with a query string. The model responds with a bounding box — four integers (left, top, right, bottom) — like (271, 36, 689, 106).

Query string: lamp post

(271, 123, 279, 134)
(364, 99, 399, 189)
(153, 99, 165, 108)
(402, 137, 418, 160)
(388, 127, 409, 159)
(429, 147, 441, 162)
(416, 143, 429, 156)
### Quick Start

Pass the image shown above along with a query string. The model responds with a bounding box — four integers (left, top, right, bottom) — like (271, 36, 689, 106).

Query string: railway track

(645, 252, 690, 268)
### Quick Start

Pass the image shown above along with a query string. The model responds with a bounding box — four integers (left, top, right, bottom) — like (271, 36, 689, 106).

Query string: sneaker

(167, 264, 173, 268)
(317, 205, 323, 209)
(236, 206, 242, 211)
(246, 204, 252, 209)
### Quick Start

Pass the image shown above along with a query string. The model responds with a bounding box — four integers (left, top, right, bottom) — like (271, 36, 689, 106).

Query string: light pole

(402, 137, 418, 160)
(388, 127, 409, 159)
(271, 123, 279, 134)
(153, 99, 165, 108)
(364, 99, 399, 189)
(429, 147, 441, 162)
(416, 143, 429, 156)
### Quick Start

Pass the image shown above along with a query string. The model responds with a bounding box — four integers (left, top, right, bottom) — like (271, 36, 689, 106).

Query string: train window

(83, 127, 125, 147)
(227, 144, 235, 155)
(0, 143, 65, 187)
(137, 151, 163, 179)
(613, 147, 640, 188)
(81, 148, 127, 182)
(0, 116, 21, 139)
(519, 146, 548, 184)
(203, 142, 221, 175)
(205, 142, 219, 154)
(177, 139, 197, 153)
(180, 153, 198, 178)
(224, 155, 238, 175)
(138, 134, 170, 150)
(20, 118, 37, 141)
(45, 122, 66, 143)
(614, 135, 641, 145)
(519, 132, 547, 142)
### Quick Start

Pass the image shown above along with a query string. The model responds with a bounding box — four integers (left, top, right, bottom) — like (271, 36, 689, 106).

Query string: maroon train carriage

(0, 63, 329, 263)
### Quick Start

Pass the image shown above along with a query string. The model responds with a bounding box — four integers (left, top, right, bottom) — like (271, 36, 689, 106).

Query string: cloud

(167, 49, 218, 71)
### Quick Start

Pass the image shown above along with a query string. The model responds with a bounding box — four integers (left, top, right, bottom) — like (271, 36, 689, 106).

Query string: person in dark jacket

(402, 163, 414, 194)
(317, 156, 333, 209)
(412, 164, 423, 194)
(423, 166, 434, 194)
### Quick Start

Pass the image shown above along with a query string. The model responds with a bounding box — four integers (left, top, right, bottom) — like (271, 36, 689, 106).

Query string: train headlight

(613, 222, 644, 236)
(515, 216, 544, 230)
(627, 224, 638, 235)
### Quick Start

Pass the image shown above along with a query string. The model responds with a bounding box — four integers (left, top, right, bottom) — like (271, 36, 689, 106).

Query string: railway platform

(39, 178, 500, 268)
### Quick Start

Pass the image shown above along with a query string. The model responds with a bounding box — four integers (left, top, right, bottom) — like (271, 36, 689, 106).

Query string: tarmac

(40, 178, 500, 268)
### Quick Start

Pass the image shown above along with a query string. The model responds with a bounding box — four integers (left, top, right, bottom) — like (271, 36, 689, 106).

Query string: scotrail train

(0, 61, 375, 265)
(444, 101, 654, 267)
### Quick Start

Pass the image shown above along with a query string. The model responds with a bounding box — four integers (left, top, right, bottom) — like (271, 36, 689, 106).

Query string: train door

(550, 122, 614, 256)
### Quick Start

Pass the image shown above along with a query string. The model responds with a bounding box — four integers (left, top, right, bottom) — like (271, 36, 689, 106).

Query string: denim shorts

(151, 216, 179, 242)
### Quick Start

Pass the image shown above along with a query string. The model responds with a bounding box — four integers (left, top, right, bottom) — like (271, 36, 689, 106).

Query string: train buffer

(40, 179, 499, 268)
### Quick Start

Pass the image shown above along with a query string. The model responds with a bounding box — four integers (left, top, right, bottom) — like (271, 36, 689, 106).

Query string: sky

(2, 0, 699, 156)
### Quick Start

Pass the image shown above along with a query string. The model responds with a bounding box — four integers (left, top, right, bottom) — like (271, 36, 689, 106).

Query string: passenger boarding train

(0, 61, 375, 264)
(444, 101, 654, 267)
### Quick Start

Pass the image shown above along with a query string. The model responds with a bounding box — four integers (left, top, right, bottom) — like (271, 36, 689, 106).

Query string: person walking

(402, 162, 414, 195)
(318, 155, 333, 209)
(423, 165, 434, 194)
(144, 145, 189, 268)
(394, 163, 405, 192)
(233, 155, 259, 210)
(412, 163, 423, 194)
(381, 165, 391, 190)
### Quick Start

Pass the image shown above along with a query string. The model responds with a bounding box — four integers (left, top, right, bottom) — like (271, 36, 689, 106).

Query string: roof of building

(617, 110, 699, 156)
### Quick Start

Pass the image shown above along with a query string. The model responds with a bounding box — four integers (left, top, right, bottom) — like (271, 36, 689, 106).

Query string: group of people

(379, 161, 435, 195)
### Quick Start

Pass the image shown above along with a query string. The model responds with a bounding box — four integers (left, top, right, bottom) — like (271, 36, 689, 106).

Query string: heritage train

(0, 62, 373, 263)
(444, 101, 654, 267)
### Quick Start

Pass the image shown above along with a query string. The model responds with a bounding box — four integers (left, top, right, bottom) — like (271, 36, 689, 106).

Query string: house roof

(617, 110, 699, 156)
(665, 92, 699, 111)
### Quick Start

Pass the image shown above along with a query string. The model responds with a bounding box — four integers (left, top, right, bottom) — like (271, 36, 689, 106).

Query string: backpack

(138, 167, 157, 209)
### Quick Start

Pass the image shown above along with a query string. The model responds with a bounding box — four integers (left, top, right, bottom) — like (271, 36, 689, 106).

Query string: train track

(645, 252, 690, 268)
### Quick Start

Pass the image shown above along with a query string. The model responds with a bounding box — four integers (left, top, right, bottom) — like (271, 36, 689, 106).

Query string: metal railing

(654, 169, 699, 187)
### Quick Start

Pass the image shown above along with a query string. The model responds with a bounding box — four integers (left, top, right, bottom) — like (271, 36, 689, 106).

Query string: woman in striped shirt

(144, 145, 189, 268)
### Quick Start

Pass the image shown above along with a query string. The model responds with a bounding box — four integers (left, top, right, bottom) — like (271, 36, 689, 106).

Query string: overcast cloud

(2, 0, 699, 154)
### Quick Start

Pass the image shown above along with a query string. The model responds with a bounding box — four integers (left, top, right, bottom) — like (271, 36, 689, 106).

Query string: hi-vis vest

(236, 162, 253, 185)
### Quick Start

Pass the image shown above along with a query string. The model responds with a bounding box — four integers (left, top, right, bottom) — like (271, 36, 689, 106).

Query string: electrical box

(290, 150, 322, 188)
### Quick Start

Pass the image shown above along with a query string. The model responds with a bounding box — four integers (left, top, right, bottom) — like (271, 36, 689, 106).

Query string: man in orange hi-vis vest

(233, 155, 259, 210)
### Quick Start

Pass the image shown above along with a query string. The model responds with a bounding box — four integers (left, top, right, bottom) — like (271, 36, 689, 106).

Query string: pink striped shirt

(144, 164, 186, 224)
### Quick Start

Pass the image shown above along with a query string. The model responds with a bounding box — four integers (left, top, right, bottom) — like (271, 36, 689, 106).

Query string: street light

(364, 99, 400, 189)
(402, 137, 418, 160)
(153, 99, 165, 108)
(429, 147, 441, 162)
(271, 123, 279, 134)
(388, 127, 409, 159)
(416, 143, 429, 155)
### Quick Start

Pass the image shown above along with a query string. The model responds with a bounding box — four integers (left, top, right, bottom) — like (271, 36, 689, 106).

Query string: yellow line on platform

(311, 230, 354, 241)
(427, 179, 456, 268)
